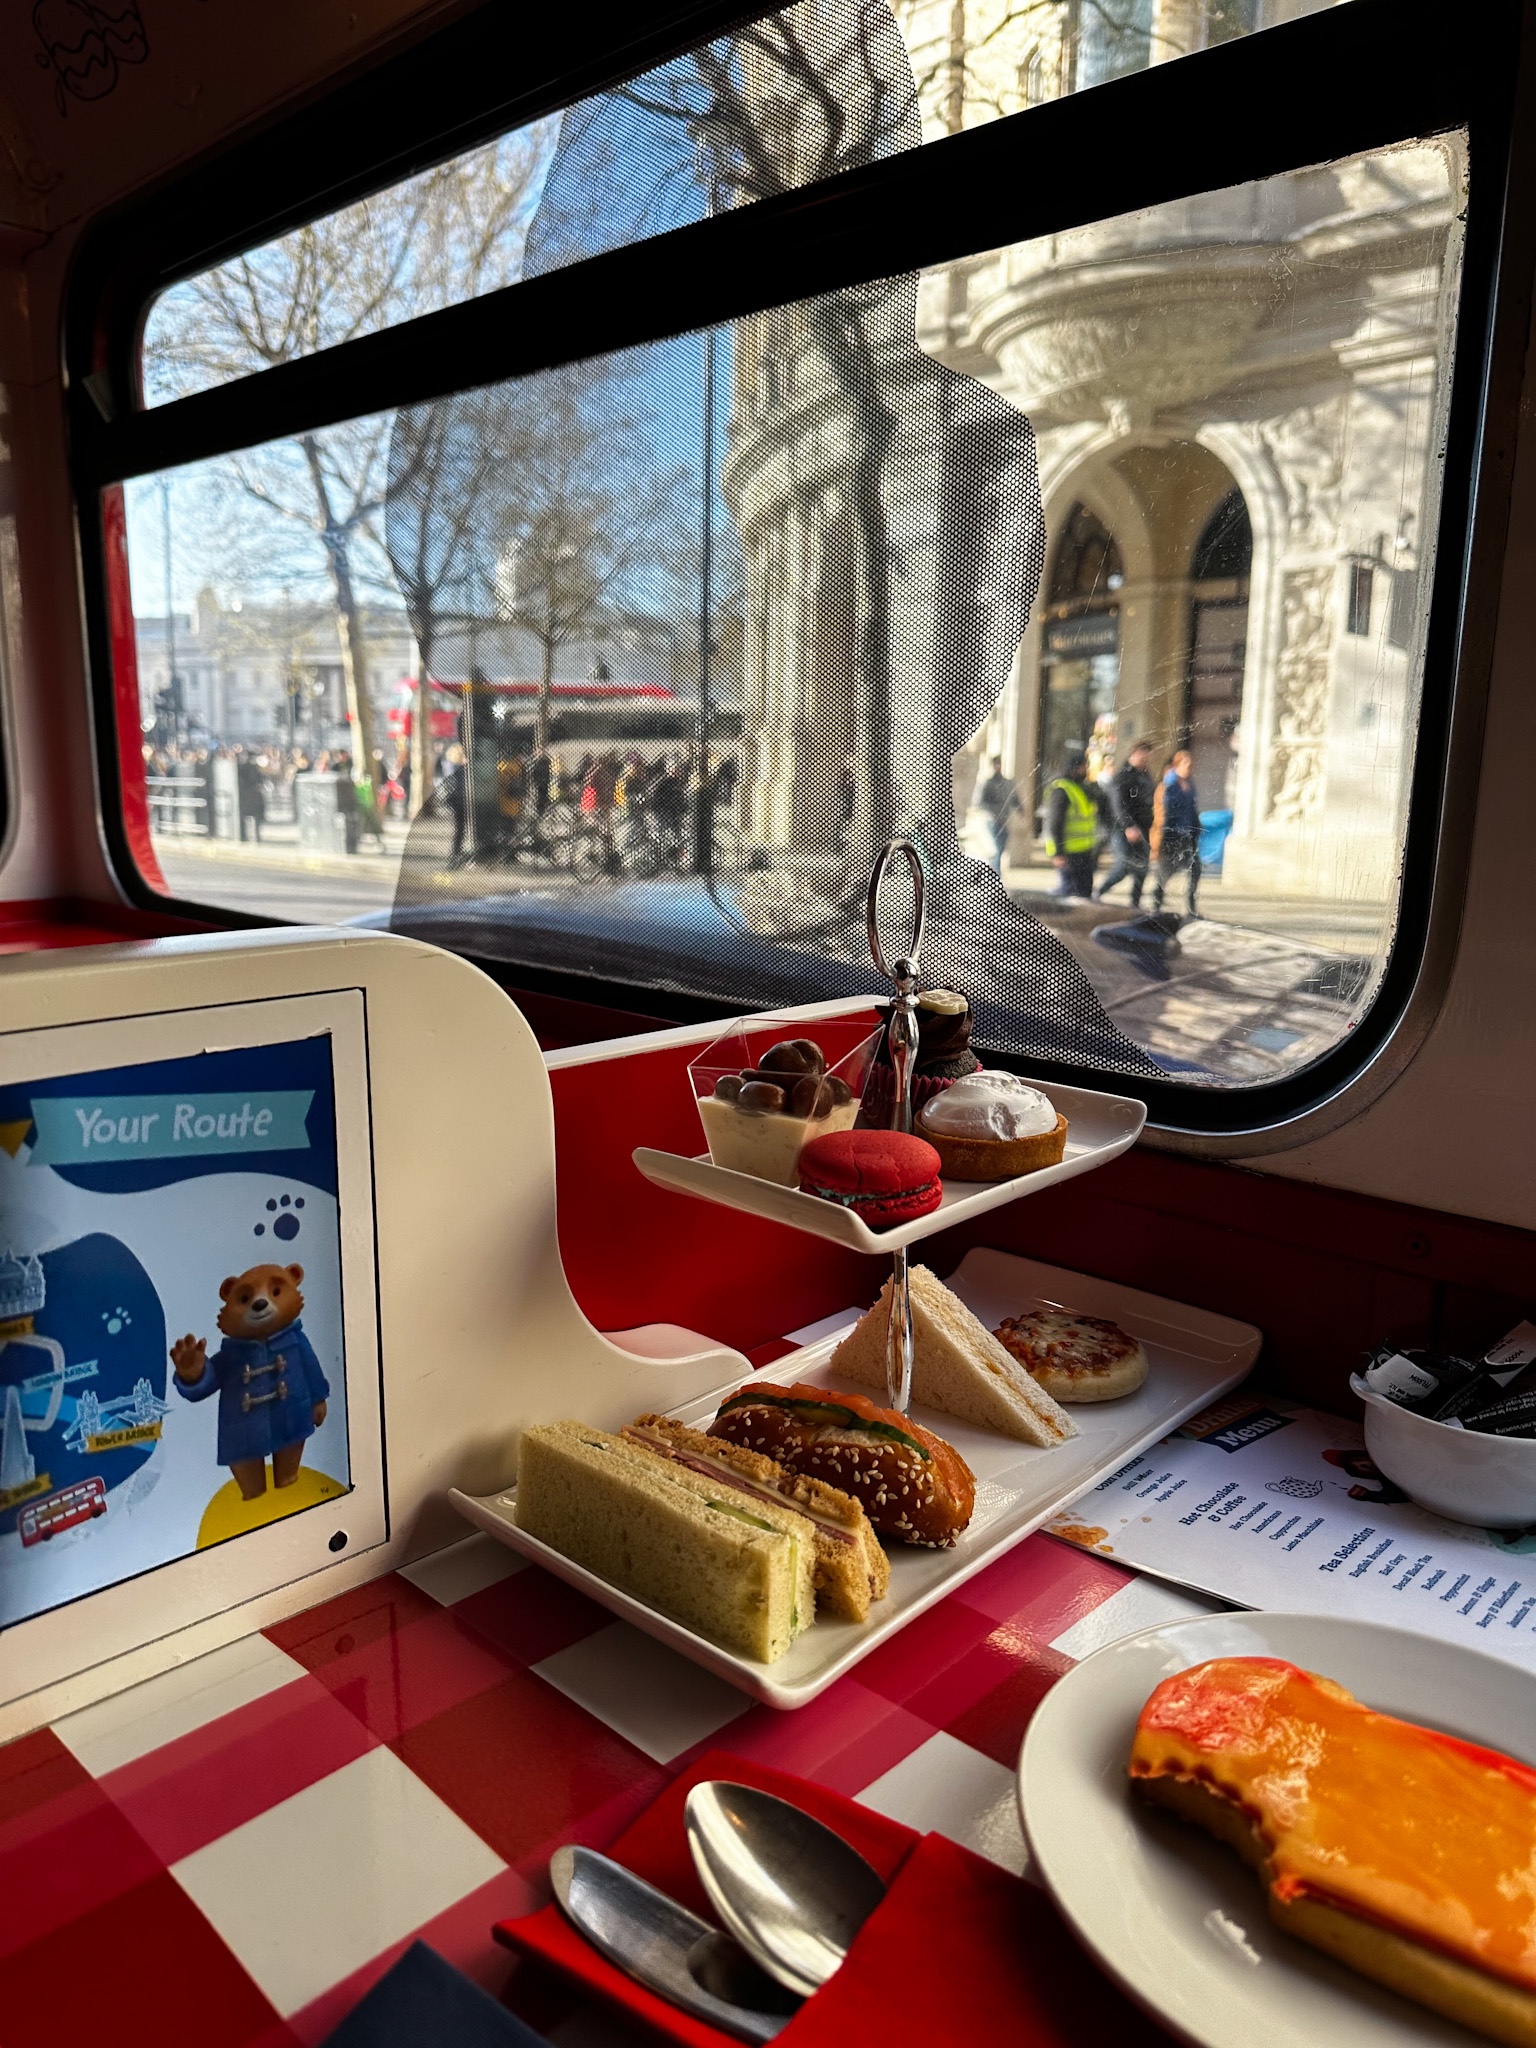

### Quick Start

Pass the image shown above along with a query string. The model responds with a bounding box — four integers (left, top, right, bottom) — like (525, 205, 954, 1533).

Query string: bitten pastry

(622, 1413, 889, 1622)
(994, 1306, 1149, 1402)
(709, 1381, 975, 1548)
(1131, 1656, 1536, 2046)
(916, 1071, 1067, 1181)
(832, 1265, 1077, 1446)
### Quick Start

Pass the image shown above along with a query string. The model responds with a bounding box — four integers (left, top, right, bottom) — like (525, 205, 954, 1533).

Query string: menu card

(1047, 1394, 1536, 1673)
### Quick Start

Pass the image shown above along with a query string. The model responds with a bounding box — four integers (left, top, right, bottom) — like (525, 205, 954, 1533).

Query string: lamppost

(159, 476, 184, 746)
(693, 140, 721, 878)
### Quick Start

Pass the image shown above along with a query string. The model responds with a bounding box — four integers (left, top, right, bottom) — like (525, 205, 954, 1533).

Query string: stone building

(723, 0, 1464, 910)
(134, 590, 416, 751)
(930, 137, 1460, 904)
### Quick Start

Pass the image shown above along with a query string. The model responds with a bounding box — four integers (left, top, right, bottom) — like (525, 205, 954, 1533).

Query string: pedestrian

(1096, 737, 1156, 905)
(236, 751, 265, 844)
(977, 755, 1020, 874)
(355, 763, 386, 848)
(652, 755, 688, 853)
(529, 748, 552, 815)
(1151, 748, 1202, 915)
(439, 743, 468, 864)
(1043, 747, 1105, 899)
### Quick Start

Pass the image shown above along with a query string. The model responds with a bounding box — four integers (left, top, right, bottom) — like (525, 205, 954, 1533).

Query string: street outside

(153, 824, 1389, 1086)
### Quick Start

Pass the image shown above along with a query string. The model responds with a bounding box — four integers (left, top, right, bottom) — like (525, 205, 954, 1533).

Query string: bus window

(119, 136, 1465, 1096)
(138, 0, 1347, 406)
(84, 0, 1507, 1134)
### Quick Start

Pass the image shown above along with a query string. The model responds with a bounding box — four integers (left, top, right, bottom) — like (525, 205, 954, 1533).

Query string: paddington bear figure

(171, 1263, 329, 1501)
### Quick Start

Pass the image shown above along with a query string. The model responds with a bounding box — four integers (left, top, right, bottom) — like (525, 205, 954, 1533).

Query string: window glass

(125, 125, 1466, 1089)
(140, 0, 1344, 405)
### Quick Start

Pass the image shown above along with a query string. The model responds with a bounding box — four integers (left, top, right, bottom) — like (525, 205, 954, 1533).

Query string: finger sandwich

(623, 1413, 890, 1622)
(515, 1420, 816, 1662)
(832, 1263, 1078, 1447)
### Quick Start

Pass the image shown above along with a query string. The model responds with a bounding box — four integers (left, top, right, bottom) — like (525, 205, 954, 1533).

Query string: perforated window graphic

(125, 1, 1464, 1091)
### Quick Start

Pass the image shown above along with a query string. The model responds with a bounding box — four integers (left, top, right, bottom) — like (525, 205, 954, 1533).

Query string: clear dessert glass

(688, 1016, 881, 1185)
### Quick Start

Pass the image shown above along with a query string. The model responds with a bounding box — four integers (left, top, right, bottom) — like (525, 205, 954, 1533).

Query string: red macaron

(798, 1130, 943, 1227)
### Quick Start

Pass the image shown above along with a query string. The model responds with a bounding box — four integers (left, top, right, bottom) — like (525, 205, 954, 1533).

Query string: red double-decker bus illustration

(19, 1478, 107, 1547)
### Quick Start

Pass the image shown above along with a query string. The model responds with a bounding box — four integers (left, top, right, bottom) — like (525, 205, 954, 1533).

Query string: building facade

(134, 591, 417, 752)
(722, 0, 1462, 911)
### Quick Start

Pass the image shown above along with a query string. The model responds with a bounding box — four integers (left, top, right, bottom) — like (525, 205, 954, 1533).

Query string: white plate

(1020, 1611, 1536, 2048)
(450, 1248, 1258, 1709)
(631, 1079, 1146, 1252)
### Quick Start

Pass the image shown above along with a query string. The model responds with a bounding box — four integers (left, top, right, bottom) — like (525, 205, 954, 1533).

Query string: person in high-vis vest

(1044, 748, 1106, 898)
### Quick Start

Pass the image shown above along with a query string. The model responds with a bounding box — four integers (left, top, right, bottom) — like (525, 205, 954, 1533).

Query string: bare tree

(560, 6, 918, 852)
(387, 352, 693, 812)
(488, 363, 692, 752)
(144, 129, 549, 805)
(523, 0, 1043, 946)
(385, 390, 511, 813)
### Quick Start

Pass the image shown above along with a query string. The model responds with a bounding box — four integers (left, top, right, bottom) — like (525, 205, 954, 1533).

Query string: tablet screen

(0, 1030, 351, 1628)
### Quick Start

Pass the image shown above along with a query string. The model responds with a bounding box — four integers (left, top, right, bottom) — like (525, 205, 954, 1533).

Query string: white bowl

(1351, 1373, 1536, 1527)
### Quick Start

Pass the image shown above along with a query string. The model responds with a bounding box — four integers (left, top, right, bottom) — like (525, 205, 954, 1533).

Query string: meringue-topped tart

(917, 1070, 1067, 1181)
(1130, 1654, 1536, 2044)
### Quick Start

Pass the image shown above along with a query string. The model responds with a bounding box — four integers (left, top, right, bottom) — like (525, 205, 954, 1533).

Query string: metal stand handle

(866, 840, 926, 1414)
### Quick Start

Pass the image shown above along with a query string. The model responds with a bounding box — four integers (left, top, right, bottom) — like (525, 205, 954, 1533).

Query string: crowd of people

(976, 741, 1207, 916)
(143, 739, 413, 850)
(145, 734, 749, 874)
(433, 744, 741, 867)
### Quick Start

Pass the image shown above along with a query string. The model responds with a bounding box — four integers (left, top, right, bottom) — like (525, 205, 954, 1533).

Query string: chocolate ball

(822, 1075, 852, 1107)
(759, 1038, 826, 1078)
(737, 1079, 786, 1116)
(713, 1075, 743, 1103)
(786, 1073, 822, 1117)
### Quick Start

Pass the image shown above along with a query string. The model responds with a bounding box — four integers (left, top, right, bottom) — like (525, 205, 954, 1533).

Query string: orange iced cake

(1129, 1655, 1536, 2045)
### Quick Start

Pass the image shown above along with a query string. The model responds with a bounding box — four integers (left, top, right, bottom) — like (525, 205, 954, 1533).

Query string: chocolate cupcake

(858, 989, 982, 1130)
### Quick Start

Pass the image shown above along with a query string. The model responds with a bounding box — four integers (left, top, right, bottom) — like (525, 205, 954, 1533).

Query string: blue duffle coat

(175, 1320, 330, 1466)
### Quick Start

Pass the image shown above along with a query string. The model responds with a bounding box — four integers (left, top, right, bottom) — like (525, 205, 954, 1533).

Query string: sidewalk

(1003, 853, 1390, 958)
(155, 822, 409, 885)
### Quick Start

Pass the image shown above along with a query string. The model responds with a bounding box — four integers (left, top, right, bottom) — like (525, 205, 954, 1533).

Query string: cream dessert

(917, 1070, 1067, 1181)
(697, 1038, 858, 1184)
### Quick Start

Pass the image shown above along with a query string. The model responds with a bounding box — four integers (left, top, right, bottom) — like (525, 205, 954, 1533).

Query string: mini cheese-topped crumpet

(993, 1306, 1148, 1403)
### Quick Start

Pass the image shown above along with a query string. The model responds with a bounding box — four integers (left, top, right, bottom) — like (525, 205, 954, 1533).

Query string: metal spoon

(550, 1843, 800, 2043)
(684, 1781, 889, 1998)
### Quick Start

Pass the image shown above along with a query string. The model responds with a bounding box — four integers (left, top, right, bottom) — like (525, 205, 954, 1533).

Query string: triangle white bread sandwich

(831, 1265, 1078, 1447)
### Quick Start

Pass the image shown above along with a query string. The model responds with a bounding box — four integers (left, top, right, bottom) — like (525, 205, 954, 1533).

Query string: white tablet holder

(0, 927, 752, 1737)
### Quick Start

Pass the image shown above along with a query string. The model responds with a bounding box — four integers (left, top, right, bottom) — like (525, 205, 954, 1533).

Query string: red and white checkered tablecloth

(0, 1519, 1214, 2047)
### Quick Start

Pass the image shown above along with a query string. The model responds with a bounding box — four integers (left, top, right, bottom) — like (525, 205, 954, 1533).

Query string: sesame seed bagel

(708, 1380, 975, 1548)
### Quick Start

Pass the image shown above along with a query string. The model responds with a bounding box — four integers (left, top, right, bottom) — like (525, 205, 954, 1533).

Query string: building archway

(1021, 441, 1253, 861)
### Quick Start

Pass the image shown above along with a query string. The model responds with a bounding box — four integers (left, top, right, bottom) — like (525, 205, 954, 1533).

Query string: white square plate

(631, 1079, 1146, 1253)
(450, 1249, 1259, 1708)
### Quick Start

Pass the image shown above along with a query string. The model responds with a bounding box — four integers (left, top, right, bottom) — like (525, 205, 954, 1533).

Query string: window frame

(66, 0, 1536, 1141)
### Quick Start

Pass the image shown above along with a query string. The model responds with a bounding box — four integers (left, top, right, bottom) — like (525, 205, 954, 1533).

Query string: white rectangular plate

(450, 1249, 1260, 1709)
(631, 1080, 1146, 1252)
